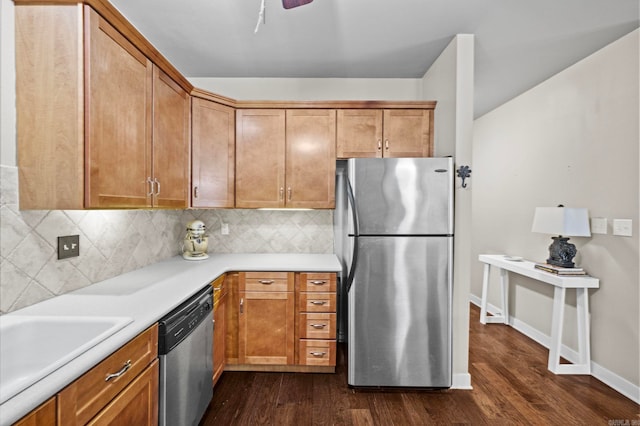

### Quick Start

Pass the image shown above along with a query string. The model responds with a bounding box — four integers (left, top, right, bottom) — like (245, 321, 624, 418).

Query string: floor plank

(200, 304, 639, 425)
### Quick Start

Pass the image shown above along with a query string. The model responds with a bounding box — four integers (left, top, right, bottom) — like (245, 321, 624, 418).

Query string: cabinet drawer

(298, 339, 336, 366)
(298, 313, 336, 340)
(298, 273, 336, 292)
(58, 324, 158, 426)
(298, 292, 336, 313)
(243, 272, 293, 292)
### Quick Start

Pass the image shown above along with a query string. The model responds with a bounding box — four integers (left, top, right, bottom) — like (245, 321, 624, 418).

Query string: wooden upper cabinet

(235, 109, 336, 209)
(383, 109, 433, 157)
(336, 109, 383, 158)
(285, 110, 336, 209)
(85, 7, 153, 208)
(16, 4, 192, 210)
(337, 109, 433, 159)
(152, 66, 190, 208)
(191, 98, 235, 208)
(16, 4, 85, 209)
(235, 109, 286, 208)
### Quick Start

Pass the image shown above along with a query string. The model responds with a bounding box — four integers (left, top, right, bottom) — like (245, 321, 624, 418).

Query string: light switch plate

(590, 217, 607, 234)
(612, 219, 632, 237)
(221, 223, 229, 235)
(58, 235, 80, 259)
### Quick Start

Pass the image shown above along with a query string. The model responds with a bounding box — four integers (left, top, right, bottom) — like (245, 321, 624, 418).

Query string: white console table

(478, 254, 599, 375)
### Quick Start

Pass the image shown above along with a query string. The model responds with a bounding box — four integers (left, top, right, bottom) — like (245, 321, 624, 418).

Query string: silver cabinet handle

(287, 187, 292, 201)
(154, 178, 161, 195)
(193, 186, 199, 199)
(146, 177, 154, 196)
(310, 301, 326, 305)
(279, 187, 284, 201)
(240, 297, 244, 314)
(377, 139, 382, 150)
(385, 139, 389, 150)
(310, 280, 327, 285)
(105, 360, 131, 382)
(310, 351, 326, 357)
(310, 323, 327, 329)
(259, 280, 274, 285)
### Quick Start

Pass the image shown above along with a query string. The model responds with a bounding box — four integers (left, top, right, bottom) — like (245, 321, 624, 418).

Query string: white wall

(0, 0, 16, 166)
(472, 29, 639, 399)
(189, 77, 420, 101)
(421, 34, 475, 389)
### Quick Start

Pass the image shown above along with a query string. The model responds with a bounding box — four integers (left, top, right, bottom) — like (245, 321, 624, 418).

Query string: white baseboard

(452, 373, 473, 390)
(469, 294, 640, 404)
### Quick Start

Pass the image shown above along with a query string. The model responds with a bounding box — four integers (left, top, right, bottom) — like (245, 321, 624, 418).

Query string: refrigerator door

(348, 235, 452, 387)
(347, 157, 453, 236)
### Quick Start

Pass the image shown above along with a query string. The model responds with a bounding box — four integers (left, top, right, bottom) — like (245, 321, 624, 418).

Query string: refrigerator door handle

(346, 178, 359, 293)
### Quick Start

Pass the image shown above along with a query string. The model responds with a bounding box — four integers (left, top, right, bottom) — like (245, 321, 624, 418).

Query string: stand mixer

(182, 220, 209, 260)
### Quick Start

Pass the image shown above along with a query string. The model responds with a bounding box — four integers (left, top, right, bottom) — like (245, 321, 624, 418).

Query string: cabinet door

(152, 66, 190, 208)
(285, 110, 336, 208)
(85, 7, 153, 208)
(239, 291, 295, 365)
(336, 109, 383, 158)
(224, 273, 240, 365)
(382, 109, 433, 158)
(14, 397, 56, 426)
(235, 109, 286, 208)
(87, 360, 159, 426)
(192, 98, 235, 208)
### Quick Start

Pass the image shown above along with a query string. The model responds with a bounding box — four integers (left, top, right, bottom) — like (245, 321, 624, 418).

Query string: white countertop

(0, 253, 341, 425)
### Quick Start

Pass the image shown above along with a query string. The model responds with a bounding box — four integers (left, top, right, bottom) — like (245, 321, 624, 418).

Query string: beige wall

(421, 34, 475, 388)
(472, 29, 639, 396)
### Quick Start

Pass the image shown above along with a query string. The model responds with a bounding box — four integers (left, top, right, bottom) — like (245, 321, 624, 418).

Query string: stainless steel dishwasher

(158, 285, 213, 426)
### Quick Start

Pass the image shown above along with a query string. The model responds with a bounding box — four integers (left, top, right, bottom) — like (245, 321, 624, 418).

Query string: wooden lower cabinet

(224, 271, 336, 373)
(86, 360, 158, 426)
(57, 324, 158, 425)
(212, 275, 227, 385)
(14, 397, 57, 426)
(238, 272, 295, 366)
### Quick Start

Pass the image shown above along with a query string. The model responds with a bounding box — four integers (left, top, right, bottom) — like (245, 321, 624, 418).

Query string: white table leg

(549, 287, 592, 374)
(480, 264, 490, 324)
(574, 288, 591, 374)
(500, 268, 509, 324)
(548, 286, 565, 373)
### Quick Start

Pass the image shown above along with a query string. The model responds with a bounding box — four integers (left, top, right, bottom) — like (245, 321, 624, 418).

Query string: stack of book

(534, 263, 587, 276)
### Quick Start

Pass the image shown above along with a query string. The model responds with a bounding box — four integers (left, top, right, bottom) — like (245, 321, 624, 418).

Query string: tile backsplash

(0, 166, 334, 313)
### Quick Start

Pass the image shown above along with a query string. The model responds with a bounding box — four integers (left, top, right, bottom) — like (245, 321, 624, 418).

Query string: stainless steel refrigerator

(334, 157, 453, 388)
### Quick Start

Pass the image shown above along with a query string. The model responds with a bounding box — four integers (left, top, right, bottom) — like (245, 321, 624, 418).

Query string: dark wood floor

(201, 304, 639, 425)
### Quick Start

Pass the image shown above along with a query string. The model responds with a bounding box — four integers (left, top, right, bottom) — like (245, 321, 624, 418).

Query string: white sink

(0, 315, 132, 404)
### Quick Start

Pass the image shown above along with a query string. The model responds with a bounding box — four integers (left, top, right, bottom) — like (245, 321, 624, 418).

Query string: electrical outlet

(58, 235, 80, 259)
(590, 217, 607, 234)
(221, 223, 229, 235)
(612, 219, 632, 237)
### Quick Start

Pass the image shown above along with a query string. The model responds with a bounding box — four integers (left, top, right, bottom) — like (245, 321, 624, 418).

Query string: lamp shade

(531, 207, 591, 237)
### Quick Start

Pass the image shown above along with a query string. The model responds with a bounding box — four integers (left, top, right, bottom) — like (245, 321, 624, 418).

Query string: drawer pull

(310, 280, 327, 285)
(259, 280, 274, 285)
(310, 351, 326, 357)
(105, 360, 132, 382)
(310, 323, 327, 329)
(310, 301, 326, 305)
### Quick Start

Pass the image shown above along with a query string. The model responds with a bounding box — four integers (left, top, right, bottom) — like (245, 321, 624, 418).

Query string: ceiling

(110, 0, 638, 117)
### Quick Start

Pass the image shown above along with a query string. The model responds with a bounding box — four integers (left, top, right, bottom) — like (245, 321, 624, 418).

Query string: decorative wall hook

(456, 165, 472, 188)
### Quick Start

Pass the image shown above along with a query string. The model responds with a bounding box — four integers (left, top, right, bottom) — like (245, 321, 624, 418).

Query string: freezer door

(348, 158, 453, 235)
(348, 236, 452, 387)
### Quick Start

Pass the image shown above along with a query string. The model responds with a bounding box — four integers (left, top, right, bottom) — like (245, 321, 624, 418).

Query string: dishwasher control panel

(158, 285, 213, 354)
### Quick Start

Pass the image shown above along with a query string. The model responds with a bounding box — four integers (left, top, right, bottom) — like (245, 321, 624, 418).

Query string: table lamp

(531, 206, 591, 268)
